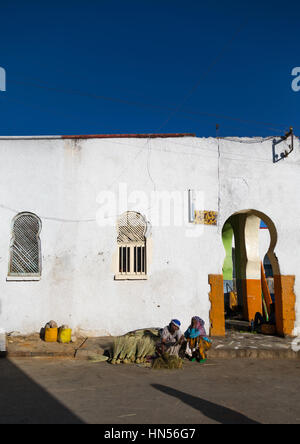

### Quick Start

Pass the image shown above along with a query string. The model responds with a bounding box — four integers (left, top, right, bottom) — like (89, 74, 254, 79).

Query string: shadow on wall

(151, 384, 260, 425)
(0, 358, 84, 424)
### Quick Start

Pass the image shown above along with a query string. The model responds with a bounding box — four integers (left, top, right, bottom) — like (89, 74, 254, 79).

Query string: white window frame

(115, 211, 149, 281)
(115, 241, 147, 280)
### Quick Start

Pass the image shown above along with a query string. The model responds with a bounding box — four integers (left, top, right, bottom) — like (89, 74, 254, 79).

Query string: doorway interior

(222, 210, 279, 334)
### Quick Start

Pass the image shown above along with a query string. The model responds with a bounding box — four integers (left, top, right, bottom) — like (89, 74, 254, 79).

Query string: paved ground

(1, 357, 300, 424)
(210, 331, 300, 359)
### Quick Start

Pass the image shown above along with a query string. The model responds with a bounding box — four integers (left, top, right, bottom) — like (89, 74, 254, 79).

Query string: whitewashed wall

(0, 135, 298, 336)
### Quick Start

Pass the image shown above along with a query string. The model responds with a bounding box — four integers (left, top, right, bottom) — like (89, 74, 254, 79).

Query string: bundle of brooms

(152, 353, 183, 370)
(108, 329, 184, 369)
(109, 329, 159, 365)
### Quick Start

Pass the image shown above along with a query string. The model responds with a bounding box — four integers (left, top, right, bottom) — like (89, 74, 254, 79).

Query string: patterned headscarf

(192, 316, 206, 336)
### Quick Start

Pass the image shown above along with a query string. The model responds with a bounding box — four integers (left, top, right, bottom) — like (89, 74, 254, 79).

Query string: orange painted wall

(209, 273, 296, 337)
(209, 274, 225, 337)
(274, 275, 296, 337)
(239, 279, 263, 322)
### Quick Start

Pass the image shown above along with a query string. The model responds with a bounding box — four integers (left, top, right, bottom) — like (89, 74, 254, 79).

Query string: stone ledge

(208, 349, 300, 360)
(5, 348, 300, 361)
(4, 331, 299, 361)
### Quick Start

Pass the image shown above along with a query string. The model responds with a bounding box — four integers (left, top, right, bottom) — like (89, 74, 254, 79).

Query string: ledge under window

(7, 275, 41, 282)
(114, 274, 148, 281)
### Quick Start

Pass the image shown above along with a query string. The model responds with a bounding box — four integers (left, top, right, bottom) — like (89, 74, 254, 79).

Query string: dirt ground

(1, 357, 300, 424)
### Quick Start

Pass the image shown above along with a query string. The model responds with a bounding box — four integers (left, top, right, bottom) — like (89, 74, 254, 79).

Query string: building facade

(0, 133, 298, 337)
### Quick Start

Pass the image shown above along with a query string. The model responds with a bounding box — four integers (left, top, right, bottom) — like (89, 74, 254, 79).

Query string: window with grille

(7, 212, 42, 280)
(115, 212, 148, 280)
(118, 244, 146, 274)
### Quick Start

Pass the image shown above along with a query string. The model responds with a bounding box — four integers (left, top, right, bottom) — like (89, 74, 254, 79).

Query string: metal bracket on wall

(281, 127, 294, 159)
(273, 127, 294, 163)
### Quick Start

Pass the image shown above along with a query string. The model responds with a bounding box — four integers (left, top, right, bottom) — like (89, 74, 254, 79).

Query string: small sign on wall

(188, 190, 218, 225)
(194, 210, 218, 226)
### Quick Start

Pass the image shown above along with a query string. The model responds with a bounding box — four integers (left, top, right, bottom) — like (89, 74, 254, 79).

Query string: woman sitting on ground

(184, 316, 212, 363)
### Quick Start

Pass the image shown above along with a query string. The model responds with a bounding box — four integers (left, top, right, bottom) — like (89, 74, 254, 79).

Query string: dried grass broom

(152, 353, 183, 370)
(110, 336, 126, 364)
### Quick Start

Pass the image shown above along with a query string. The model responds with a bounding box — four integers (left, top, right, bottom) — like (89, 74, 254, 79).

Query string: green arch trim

(222, 221, 234, 281)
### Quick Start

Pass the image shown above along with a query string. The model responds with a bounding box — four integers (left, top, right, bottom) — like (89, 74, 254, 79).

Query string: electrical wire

(7, 76, 295, 134)
(0, 135, 298, 223)
(156, 19, 251, 131)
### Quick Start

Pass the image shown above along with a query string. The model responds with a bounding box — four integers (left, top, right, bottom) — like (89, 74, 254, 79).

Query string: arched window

(7, 212, 42, 281)
(115, 211, 148, 280)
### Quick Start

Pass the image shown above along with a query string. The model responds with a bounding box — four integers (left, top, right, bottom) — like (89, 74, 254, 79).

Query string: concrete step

(4, 333, 300, 361)
(225, 319, 250, 332)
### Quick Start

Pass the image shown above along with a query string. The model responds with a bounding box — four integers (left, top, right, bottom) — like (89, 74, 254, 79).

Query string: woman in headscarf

(184, 316, 212, 363)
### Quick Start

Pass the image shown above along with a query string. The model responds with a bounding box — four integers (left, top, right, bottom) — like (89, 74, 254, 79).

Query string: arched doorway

(222, 210, 278, 324)
(209, 209, 296, 337)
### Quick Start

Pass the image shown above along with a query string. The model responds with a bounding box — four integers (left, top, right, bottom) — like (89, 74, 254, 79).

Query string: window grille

(8, 212, 42, 279)
(116, 212, 148, 279)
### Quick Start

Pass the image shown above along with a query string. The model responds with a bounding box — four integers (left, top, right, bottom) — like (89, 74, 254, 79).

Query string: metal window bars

(117, 212, 147, 278)
(8, 213, 42, 277)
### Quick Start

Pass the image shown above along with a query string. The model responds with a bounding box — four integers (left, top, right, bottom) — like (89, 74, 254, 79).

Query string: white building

(0, 133, 298, 337)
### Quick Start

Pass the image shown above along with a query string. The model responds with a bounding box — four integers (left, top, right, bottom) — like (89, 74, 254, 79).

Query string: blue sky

(0, 0, 299, 137)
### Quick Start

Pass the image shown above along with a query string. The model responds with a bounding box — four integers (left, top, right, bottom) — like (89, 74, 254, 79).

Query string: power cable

(156, 20, 250, 131)
(8, 76, 294, 134)
(0, 135, 298, 223)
